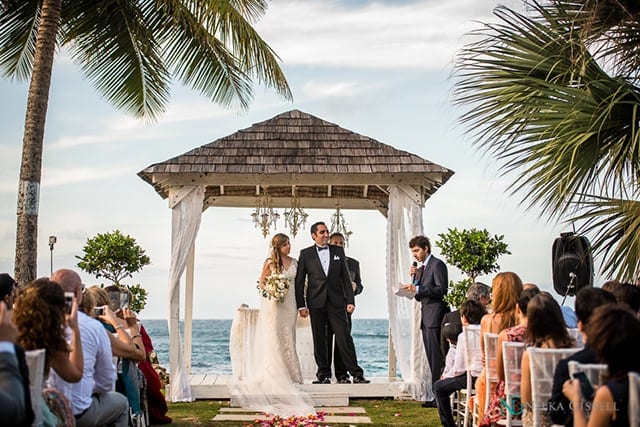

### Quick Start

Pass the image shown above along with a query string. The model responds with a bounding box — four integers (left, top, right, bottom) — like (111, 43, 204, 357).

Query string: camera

(94, 306, 105, 316)
(64, 292, 74, 314)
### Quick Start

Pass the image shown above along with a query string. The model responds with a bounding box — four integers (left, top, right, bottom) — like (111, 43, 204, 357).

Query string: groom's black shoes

(352, 376, 370, 384)
(312, 378, 331, 384)
(337, 377, 351, 384)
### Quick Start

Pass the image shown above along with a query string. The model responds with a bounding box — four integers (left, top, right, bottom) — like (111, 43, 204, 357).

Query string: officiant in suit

(402, 235, 449, 406)
(295, 222, 369, 384)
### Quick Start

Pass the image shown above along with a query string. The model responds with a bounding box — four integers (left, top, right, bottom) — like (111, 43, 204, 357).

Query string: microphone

(410, 261, 418, 284)
(568, 272, 577, 279)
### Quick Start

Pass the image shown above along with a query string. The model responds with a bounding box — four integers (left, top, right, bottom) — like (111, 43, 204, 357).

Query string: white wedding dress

(230, 259, 315, 417)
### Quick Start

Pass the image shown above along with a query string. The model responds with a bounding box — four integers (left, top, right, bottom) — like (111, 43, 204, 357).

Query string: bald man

(49, 269, 129, 427)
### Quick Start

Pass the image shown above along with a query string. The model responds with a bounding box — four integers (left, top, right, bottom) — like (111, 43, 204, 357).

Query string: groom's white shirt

(316, 245, 330, 275)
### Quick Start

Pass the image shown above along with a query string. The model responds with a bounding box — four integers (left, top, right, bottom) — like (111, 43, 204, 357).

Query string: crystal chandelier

(251, 190, 280, 238)
(284, 191, 308, 238)
(330, 205, 353, 246)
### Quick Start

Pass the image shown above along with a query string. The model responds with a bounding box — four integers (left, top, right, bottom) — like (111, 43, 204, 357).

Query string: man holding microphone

(402, 235, 449, 407)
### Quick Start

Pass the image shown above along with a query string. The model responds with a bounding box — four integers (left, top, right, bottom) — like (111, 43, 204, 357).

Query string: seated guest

(0, 273, 17, 307)
(612, 282, 640, 315)
(476, 272, 523, 420)
(563, 304, 640, 426)
(13, 278, 84, 425)
(520, 292, 575, 427)
(0, 301, 28, 425)
(481, 286, 539, 426)
(434, 299, 486, 427)
(84, 286, 145, 361)
(139, 325, 172, 424)
(49, 269, 129, 427)
(441, 282, 491, 357)
(548, 287, 616, 426)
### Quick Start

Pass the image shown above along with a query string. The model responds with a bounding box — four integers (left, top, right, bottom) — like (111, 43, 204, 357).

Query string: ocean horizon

(143, 318, 390, 376)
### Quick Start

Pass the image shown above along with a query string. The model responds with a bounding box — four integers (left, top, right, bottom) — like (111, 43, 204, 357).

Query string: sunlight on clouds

(257, 0, 504, 69)
(300, 80, 363, 98)
(41, 166, 133, 187)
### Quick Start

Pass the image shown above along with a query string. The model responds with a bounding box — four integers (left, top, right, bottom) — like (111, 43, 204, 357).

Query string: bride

(230, 233, 315, 417)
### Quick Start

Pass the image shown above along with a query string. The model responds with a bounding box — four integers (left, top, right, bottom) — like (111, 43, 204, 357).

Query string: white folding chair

(527, 347, 581, 427)
(568, 361, 608, 387)
(483, 333, 500, 414)
(629, 371, 640, 427)
(501, 342, 525, 427)
(567, 328, 585, 348)
(568, 361, 607, 422)
(25, 348, 46, 427)
(455, 325, 481, 427)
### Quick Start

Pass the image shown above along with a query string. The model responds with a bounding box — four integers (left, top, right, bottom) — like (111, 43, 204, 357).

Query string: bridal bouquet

(257, 272, 290, 303)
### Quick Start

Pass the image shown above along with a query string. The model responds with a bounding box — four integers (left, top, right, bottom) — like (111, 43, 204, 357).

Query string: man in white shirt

(50, 269, 129, 427)
(433, 300, 485, 427)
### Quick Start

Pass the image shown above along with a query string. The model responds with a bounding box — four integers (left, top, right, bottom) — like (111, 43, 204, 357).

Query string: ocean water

(143, 318, 389, 376)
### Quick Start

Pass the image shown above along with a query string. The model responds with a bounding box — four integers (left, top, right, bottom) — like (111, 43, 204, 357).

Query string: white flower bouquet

(257, 272, 290, 303)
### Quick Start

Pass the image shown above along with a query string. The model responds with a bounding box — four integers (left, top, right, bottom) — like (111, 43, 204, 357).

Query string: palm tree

(453, 0, 640, 281)
(0, 0, 292, 284)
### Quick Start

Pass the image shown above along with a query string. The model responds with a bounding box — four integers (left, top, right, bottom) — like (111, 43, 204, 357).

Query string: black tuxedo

(329, 256, 363, 379)
(295, 244, 363, 380)
(414, 254, 449, 381)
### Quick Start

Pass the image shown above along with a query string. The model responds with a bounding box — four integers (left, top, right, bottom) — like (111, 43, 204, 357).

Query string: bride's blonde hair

(269, 233, 289, 274)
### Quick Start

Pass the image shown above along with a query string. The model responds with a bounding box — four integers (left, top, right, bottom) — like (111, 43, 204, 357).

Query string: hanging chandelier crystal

(251, 190, 280, 238)
(284, 191, 308, 238)
(330, 205, 353, 246)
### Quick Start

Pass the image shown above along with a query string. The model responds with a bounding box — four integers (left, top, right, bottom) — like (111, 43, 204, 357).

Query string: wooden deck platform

(179, 374, 410, 402)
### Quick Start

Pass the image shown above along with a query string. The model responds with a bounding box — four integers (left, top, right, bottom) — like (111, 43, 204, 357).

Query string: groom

(295, 222, 369, 384)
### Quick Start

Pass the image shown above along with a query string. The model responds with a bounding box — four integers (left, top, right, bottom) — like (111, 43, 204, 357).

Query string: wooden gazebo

(139, 109, 454, 402)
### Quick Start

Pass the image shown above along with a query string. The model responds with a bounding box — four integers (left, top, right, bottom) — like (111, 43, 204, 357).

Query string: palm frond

(454, 2, 640, 218)
(572, 193, 640, 279)
(0, 1, 40, 81)
(60, 0, 170, 120)
(152, 0, 291, 110)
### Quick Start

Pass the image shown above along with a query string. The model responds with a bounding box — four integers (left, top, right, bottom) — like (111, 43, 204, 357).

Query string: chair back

(502, 341, 525, 427)
(568, 361, 608, 388)
(483, 333, 500, 413)
(629, 371, 640, 427)
(25, 348, 46, 427)
(527, 347, 581, 426)
(459, 326, 482, 426)
(567, 328, 584, 348)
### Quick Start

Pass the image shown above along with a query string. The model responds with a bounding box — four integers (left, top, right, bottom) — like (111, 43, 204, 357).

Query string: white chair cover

(459, 326, 481, 427)
(25, 348, 45, 427)
(629, 371, 640, 427)
(502, 341, 525, 427)
(527, 347, 581, 426)
(483, 333, 500, 413)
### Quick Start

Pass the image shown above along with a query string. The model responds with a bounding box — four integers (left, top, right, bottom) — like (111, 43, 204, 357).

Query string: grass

(165, 398, 440, 426)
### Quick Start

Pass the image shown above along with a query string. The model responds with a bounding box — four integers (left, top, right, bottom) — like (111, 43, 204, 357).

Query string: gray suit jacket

(0, 350, 27, 423)
(414, 255, 449, 328)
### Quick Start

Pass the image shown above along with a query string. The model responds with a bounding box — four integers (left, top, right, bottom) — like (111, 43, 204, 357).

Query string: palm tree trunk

(14, 0, 62, 285)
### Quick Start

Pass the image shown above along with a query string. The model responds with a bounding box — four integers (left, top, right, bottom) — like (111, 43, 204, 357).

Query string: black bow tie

(316, 245, 329, 251)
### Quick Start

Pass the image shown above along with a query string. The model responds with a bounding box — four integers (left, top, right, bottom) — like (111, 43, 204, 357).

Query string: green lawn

(165, 398, 440, 426)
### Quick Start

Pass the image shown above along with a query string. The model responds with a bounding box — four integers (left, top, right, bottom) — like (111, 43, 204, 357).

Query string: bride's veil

(228, 240, 315, 417)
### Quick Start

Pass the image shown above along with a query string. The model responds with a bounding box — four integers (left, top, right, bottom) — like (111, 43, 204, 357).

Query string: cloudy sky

(0, 0, 580, 320)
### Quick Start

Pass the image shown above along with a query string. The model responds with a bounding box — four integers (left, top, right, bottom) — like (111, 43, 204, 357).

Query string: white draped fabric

(386, 184, 431, 402)
(167, 185, 204, 402)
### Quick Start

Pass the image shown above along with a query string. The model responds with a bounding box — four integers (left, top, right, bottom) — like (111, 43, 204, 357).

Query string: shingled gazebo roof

(139, 109, 454, 211)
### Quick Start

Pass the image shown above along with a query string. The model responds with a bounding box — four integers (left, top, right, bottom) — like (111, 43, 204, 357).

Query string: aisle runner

(212, 406, 372, 424)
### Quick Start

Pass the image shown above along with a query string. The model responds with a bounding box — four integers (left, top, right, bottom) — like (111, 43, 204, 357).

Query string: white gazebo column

(167, 185, 205, 402)
(385, 184, 430, 402)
